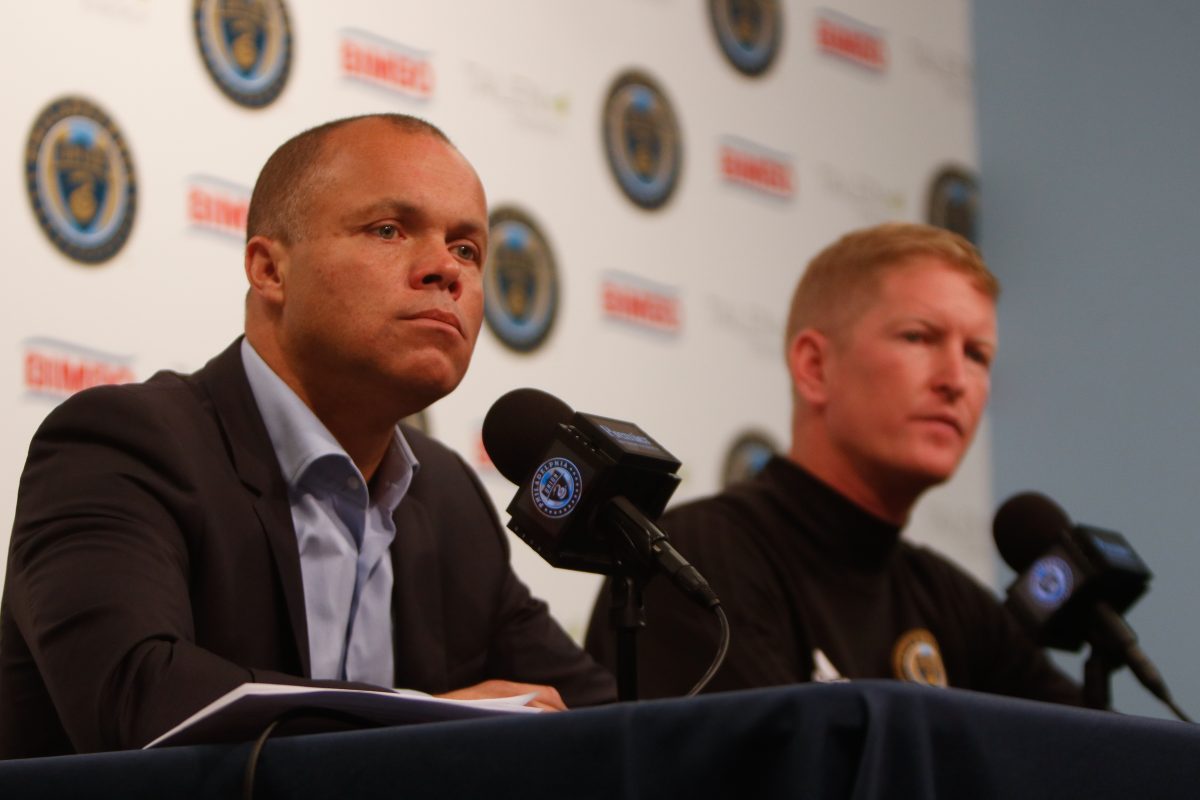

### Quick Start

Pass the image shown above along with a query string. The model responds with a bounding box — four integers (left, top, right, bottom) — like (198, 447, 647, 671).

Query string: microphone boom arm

(596, 497, 729, 698)
(599, 496, 719, 610)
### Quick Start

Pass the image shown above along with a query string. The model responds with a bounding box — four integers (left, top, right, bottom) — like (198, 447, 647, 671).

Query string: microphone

(993, 492, 1187, 718)
(993, 492, 1150, 649)
(482, 388, 718, 609)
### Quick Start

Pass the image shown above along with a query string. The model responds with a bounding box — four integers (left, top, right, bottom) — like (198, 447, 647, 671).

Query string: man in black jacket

(0, 114, 614, 758)
(587, 223, 1079, 705)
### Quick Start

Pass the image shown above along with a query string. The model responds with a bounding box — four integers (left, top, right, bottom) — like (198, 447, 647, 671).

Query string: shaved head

(245, 113, 451, 244)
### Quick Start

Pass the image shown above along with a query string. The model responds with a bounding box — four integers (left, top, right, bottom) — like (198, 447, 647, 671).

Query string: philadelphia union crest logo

(709, 0, 782, 77)
(602, 70, 683, 210)
(194, 0, 292, 108)
(483, 207, 560, 353)
(892, 629, 948, 688)
(721, 430, 779, 488)
(1029, 556, 1074, 608)
(927, 165, 979, 245)
(24, 97, 137, 265)
(531, 458, 582, 519)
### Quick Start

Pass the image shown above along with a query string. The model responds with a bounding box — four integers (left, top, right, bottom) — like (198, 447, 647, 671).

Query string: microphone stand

(1082, 604, 1130, 710)
(1082, 647, 1119, 711)
(597, 497, 729, 702)
(607, 574, 646, 702)
(599, 499, 659, 703)
(1083, 603, 1193, 721)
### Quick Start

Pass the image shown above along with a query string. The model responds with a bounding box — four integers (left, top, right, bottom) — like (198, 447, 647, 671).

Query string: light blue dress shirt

(241, 339, 417, 687)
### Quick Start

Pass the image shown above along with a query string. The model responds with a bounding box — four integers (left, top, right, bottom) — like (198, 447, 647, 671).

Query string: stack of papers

(145, 683, 539, 748)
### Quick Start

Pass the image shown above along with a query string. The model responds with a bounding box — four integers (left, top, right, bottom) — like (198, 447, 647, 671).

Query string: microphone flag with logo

(993, 492, 1190, 720)
(993, 492, 1150, 651)
(482, 387, 717, 607)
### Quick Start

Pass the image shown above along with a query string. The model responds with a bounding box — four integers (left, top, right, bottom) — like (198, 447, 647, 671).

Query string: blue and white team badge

(24, 97, 137, 265)
(721, 430, 779, 488)
(602, 70, 683, 210)
(531, 458, 583, 519)
(193, 0, 292, 108)
(709, 0, 783, 77)
(927, 165, 979, 245)
(892, 629, 948, 688)
(1029, 556, 1074, 607)
(483, 207, 560, 353)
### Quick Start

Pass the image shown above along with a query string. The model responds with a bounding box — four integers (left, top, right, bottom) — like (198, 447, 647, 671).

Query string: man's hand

(438, 679, 567, 711)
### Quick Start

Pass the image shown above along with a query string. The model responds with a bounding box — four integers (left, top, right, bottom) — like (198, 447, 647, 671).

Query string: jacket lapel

(390, 494, 448, 691)
(192, 338, 312, 677)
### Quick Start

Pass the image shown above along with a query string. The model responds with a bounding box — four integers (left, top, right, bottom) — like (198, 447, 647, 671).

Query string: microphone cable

(242, 707, 380, 800)
(686, 603, 730, 697)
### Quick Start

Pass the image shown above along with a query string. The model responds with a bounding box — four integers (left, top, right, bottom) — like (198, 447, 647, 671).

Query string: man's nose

(934, 346, 967, 400)
(410, 240, 463, 298)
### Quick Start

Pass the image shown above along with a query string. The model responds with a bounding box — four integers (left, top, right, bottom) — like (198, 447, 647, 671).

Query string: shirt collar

(760, 456, 901, 567)
(240, 338, 419, 508)
(373, 425, 418, 513)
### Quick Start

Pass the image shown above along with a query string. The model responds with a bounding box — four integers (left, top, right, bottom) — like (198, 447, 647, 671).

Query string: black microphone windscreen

(993, 492, 1072, 572)
(482, 387, 574, 484)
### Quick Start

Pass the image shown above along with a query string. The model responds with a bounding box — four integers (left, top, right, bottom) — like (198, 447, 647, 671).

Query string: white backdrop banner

(1, 0, 986, 641)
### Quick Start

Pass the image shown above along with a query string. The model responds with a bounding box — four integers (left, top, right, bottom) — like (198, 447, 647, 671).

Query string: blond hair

(784, 222, 998, 353)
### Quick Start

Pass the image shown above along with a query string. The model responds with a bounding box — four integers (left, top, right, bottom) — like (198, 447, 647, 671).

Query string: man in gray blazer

(0, 114, 614, 758)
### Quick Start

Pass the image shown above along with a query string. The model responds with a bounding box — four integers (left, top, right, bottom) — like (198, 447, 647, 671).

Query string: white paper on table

(144, 683, 540, 749)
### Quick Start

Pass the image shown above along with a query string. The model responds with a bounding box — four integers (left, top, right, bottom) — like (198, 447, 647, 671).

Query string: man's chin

(907, 459, 960, 490)
(882, 449, 960, 493)
(358, 354, 465, 418)
(394, 374, 464, 413)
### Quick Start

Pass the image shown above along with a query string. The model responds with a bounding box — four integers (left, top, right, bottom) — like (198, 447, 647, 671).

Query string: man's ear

(245, 235, 288, 307)
(788, 328, 831, 407)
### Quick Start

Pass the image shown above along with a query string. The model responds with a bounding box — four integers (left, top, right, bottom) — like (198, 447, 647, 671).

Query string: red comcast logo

(187, 175, 250, 240)
(23, 338, 136, 399)
(340, 29, 434, 99)
(816, 10, 887, 72)
(719, 137, 795, 199)
(601, 272, 682, 336)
